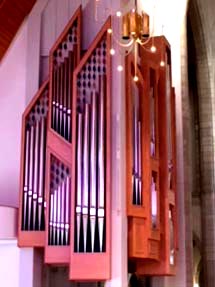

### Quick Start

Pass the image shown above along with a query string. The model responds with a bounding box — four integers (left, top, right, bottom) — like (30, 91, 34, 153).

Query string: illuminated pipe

(90, 91, 97, 252)
(52, 66, 57, 130)
(32, 120, 39, 230)
(133, 103, 138, 205)
(67, 51, 74, 141)
(98, 75, 106, 252)
(56, 185, 61, 245)
(53, 189, 57, 245)
(150, 87, 155, 157)
(28, 124, 34, 230)
(49, 193, 54, 245)
(63, 57, 69, 140)
(38, 117, 45, 230)
(132, 80, 140, 205)
(65, 176, 70, 245)
(169, 209, 174, 265)
(82, 103, 90, 252)
(76, 112, 83, 252)
(137, 121, 142, 205)
(58, 64, 64, 136)
(55, 64, 60, 134)
(60, 180, 65, 245)
(23, 128, 30, 230)
(151, 176, 157, 228)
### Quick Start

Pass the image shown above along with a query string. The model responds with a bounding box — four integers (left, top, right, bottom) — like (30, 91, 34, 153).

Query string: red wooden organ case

(18, 5, 111, 282)
(45, 5, 81, 265)
(18, 5, 177, 281)
(126, 36, 178, 276)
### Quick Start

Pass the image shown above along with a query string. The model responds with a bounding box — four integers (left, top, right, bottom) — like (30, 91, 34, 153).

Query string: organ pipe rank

(75, 74, 106, 253)
(22, 87, 48, 231)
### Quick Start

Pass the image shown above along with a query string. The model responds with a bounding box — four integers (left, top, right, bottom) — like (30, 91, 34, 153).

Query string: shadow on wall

(43, 266, 104, 287)
(129, 273, 151, 287)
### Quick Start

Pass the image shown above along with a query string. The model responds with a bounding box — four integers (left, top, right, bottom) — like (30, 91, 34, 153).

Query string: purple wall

(0, 22, 27, 207)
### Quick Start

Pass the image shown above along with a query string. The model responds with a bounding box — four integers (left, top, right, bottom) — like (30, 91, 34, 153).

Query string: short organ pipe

(48, 158, 71, 246)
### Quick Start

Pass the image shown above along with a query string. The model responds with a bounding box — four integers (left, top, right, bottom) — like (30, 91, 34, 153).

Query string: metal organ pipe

(60, 180, 65, 245)
(137, 121, 142, 205)
(132, 83, 142, 206)
(76, 112, 83, 252)
(28, 125, 34, 230)
(23, 128, 30, 230)
(52, 67, 57, 131)
(90, 91, 97, 252)
(65, 175, 70, 245)
(49, 160, 71, 246)
(67, 50, 74, 141)
(63, 58, 69, 140)
(55, 64, 60, 135)
(38, 117, 45, 230)
(22, 87, 48, 232)
(82, 103, 90, 252)
(32, 120, 39, 230)
(58, 63, 64, 136)
(98, 75, 105, 252)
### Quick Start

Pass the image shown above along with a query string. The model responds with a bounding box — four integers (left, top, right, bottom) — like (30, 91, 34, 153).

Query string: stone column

(197, 57, 215, 287)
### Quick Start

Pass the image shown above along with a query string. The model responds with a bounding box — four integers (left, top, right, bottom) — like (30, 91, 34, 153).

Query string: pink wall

(0, 21, 27, 207)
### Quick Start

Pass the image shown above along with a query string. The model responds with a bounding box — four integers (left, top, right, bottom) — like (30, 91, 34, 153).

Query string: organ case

(18, 79, 49, 247)
(126, 36, 178, 275)
(45, 6, 81, 264)
(69, 17, 111, 280)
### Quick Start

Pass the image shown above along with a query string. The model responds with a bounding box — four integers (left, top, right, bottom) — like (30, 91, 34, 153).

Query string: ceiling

(0, 0, 36, 62)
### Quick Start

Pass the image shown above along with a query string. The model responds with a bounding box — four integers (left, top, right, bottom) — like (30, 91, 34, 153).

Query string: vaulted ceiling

(0, 0, 36, 62)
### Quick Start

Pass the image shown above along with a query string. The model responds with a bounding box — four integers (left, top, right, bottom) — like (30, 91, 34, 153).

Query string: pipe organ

(18, 4, 177, 282)
(126, 36, 178, 275)
(45, 6, 81, 265)
(18, 80, 48, 247)
(69, 17, 111, 280)
(50, 11, 80, 143)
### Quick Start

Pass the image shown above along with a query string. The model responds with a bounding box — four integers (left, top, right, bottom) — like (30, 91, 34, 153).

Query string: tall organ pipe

(98, 75, 105, 252)
(23, 128, 30, 229)
(28, 125, 34, 230)
(65, 176, 70, 245)
(76, 112, 83, 251)
(83, 103, 90, 252)
(32, 120, 39, 230)
(38, 117, 45, 230)
(90, 91, 97, 252)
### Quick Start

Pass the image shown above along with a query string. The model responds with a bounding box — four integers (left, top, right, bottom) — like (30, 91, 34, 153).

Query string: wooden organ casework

(45, 7, 81, 264)
(18, 6, 81, 252)
(69, 17, 111, 280)
(126, 36, 178, 276)
(18, 80, 49, 247)
(18, 4, 111, 282)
